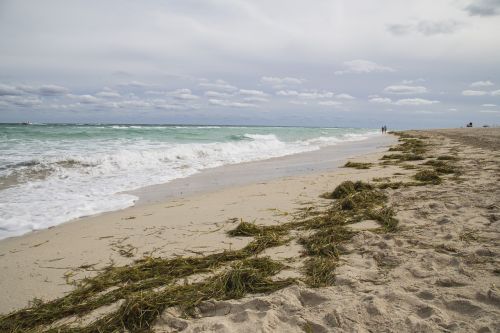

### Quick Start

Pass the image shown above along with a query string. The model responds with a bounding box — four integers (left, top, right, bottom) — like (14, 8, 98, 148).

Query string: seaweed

(414, 170, 442, 185)
(343, 161, 372, 169)
(303, 257, 337, 287)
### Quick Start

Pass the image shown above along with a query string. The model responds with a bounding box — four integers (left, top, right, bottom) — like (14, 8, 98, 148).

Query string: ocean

(0, 124, 379, 239)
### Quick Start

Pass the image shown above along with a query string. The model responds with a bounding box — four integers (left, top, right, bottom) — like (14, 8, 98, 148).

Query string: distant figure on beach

(466, 122, 473, 128)
(381, 125, 387, 134)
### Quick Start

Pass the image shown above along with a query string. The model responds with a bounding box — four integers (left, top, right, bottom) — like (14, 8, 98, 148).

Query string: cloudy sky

(0, 0, 499, 128)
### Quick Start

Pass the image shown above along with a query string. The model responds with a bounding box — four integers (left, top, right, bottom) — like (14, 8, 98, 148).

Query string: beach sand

(1, 129, 499, 332)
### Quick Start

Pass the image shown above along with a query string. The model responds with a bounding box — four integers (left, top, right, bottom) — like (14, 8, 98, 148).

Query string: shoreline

(1, 128, 498, 333)
(128, 133, 394, 206)
(0, 132, 388, 241)
(0, 134, 395, 314)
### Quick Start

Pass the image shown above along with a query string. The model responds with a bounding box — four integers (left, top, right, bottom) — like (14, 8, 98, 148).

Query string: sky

(0, 0, 500, 128)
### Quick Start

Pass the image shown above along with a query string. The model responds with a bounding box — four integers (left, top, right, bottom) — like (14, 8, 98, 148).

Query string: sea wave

(0, 128, 379, 238)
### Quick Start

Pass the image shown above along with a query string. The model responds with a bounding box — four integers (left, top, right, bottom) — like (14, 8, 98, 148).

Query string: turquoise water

(0, 124, 378, 238)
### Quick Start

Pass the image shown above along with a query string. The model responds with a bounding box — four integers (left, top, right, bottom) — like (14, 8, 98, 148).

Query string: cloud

(260, 76, 304, 89)
(168, 88, 199, 100)
(238, 89, 267, 96)
(0, 83, 69, 97)
(470, 80, 494, 87)
(401, 79, 426, 84)
(369, 96, 439, 105)
(242, 96, 268, 103)
(462, 90, 488, 96)
(388, 20, 462, 36)
(482, 103, 497, 106)
(276, 90, 299, 96)
(384, 85, 428, 94)
(297, 91, 335, 99)
(110, 100, 153, 108)
(0, 84, 22, 96)
(276, 89, 334, 99)
(38, 84, 69, 96)
(335, 60, 395, 75)
(479, 109, 499, 113)
(1, 95, 42, 107)
(393, 98, 439, 106)
(289, 100, 308, 105)
(335, 93, 355, 100)
(118, 81, 151, 88)
(369, 97, 392, 104)
(491, 89, 500, 96)
(464, 0, 500, 16)
(208, 99, 256, 108)
(96, 91, 121, 98)
(199, 79, 237, 92)
(204, 91, 232, 98)
(318, 100, 342, 106)
(67, 94, 100, 104)
(386, 24, 413, 36)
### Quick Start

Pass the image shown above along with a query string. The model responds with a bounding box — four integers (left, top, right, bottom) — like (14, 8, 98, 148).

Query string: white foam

(0, 129, 379, 239)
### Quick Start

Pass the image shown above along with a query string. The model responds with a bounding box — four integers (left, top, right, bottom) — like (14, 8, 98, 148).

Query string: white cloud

(491, 89, 500, 96)
(204, 91, 232, 98)
(384, 85, 428, 94)
(479, 110, 499, 113)
(297, 91, 334, 99)
(369, 97, 392, 104)
(168, 88, 199, 100)
(96, 91, 121, 98)
(239, 89, 267, 96)
(67, 94, 100, 104)
(470, 80, 494, 87)
(335, 93, 355, 100)
(276, 89, 334, 99)
(242, 96, 268, 103)
(369, 96, 439, 105)
(318, 100, 342, 106)
(393, 98, 439, 106)
(401, 79, 425, 84)
(482, 103, 496, 106)
(112, 100, 152, 108)
(118, 81, 150, 88)
(199, 79, 237, 92)
(462, 90, 488, 96)
(208, 99, 256, 108)
(335, 60, 395, 75)
(276, 90, 299, 96)
(260, 76, 304, 89)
